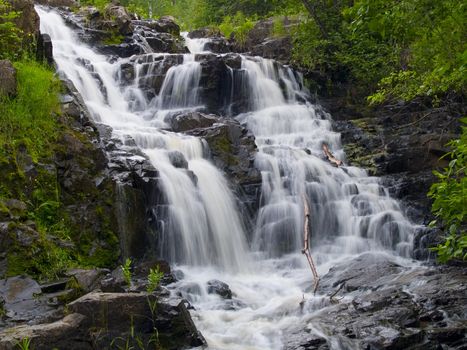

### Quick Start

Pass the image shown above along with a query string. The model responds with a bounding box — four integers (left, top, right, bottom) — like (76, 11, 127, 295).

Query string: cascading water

(38, 8, 420, 349)
(236, 57, 414, 260)
(37, 7, 250, 272)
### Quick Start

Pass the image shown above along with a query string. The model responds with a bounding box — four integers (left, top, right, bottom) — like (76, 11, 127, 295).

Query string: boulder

(0, 60, 16, 97)
(318, 252, 404, 293)
(68, 292, 206, 349)
(66, 268, 109, 293)
(167, 111, 218, 132)
(0, 276, 59, 324)
(103, 4, 133, 35)
(0, 313, 89, 350)
(99, 267, 126, 293)
(207, 279, 232, 299)
(168, 150, 189, 169)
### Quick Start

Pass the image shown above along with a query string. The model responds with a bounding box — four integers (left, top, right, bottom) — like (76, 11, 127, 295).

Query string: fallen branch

(322, 143, 343, 167)
(329, 283, 344, 304)
(301, 194, 320, 294)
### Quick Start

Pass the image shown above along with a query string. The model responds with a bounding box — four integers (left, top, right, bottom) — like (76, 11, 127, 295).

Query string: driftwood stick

(329, 283, 344, 304)
(322, 143, 343, 167)
(301, 194, 320, 294)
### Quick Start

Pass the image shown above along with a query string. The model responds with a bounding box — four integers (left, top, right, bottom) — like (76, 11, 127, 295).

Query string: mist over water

(38, 7, 418, 349)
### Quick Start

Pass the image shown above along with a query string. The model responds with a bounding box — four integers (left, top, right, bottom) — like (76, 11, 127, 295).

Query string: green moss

(0, 59, 120, 280)
(343, 142, 382, 176)
(102, 33, 124, 46)
(209, 135, 239, 166)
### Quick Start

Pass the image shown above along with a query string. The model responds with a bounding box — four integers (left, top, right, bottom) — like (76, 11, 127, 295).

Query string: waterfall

(38, 7, 419, 349)
(37, 7, 250, 272)
(236, 57, 414, 259)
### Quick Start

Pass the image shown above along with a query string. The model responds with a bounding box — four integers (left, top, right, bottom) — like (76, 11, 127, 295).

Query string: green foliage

(0, 60, 61, 161)
(146, 266, 163, 293)
(15, 337, 31, 350)
(272, 17, 287, 38)
(218, 11, 255, 46)
(121, 258, 132, 286)
(0, 0, 23, 60)
(428, 118, 467, 262)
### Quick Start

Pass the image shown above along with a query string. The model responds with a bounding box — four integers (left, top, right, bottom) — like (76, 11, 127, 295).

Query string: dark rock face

(36, 33, 54, 66)
(0, 60, 17, 97)
(231, 17, 298, 64)
(174, 112, 261, 214)
(188, 27, 222, 39)
(133, 16, 181, 37)
(204, 37, 232, 54)
(8, 0, 40, 38)
(286, 253, 467, 350)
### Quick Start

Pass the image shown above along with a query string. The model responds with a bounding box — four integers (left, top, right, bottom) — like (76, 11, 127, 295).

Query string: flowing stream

(38, 8, 419, 349)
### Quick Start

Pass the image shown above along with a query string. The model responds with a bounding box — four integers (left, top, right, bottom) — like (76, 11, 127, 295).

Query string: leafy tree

(0, 0, 22, 60)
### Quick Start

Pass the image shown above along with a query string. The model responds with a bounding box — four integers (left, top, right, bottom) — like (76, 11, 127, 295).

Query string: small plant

(272, 17, 287, 37)
(121, 258, 132, 286)
(146, 266, 164, 293)
(15, 337, 31, 350)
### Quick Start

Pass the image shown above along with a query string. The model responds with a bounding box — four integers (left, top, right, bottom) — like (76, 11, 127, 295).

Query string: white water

(182, 32, 211, 53)
(38, 8, 419, 349)
(38, 7, 249, 272)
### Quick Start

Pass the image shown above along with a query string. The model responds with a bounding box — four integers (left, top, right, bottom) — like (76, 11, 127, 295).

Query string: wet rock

(0, 60, 16, 97)
(168, 150, 189, 169)
(0, 276, 58, 324)
(204, 37, 232, 54)
(168, 111, 218, 132)
(99, 266, 126, 293)
(319, 252, 404, 293)
(133, 16, 180, 36)
(331, 98, 465, 259)
(188, 27, 223, 39)
(0, 313, 89, 350)
(188, 117, 261, 214)
(36, 33, 54, 66)
(207, 279, 232, 299)
(127, 53, 184, 95)
(66, 268, 109, 293)
(69, 292, 206, 349)
(288, 255, 467, 350)
(103, 5, 133, 35)
(248, 36, 292, 63)
(232, 17, 298, 64)
(178, 282, 203, 298)
(98, 42, 143, 58)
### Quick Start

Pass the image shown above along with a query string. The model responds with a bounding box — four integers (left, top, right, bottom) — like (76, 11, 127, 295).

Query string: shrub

(428, 118, 467, 262)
